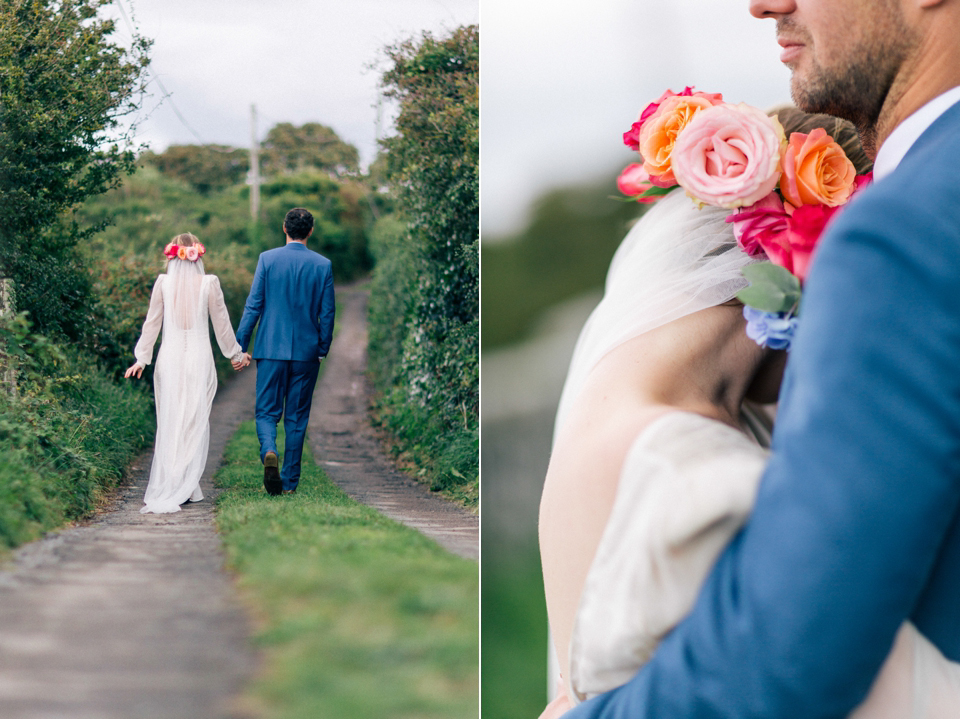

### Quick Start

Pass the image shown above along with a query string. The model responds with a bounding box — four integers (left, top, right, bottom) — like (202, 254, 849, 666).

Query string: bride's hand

(124, 363, 143, 379)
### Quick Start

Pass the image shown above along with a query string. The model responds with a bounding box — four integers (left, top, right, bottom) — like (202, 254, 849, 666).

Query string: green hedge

(0, 313, 154, 549)
(367, 26, 479, 507)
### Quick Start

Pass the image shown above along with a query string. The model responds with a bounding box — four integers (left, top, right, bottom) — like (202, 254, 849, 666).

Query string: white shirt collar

(873, 86, 960, 181)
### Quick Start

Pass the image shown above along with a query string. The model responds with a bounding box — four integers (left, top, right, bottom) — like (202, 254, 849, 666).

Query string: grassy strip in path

(214, 421, 478, 719)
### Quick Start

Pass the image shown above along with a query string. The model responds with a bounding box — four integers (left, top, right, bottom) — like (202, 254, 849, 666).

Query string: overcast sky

(107, 0, 478, 166)
(481, 0, 794, 238)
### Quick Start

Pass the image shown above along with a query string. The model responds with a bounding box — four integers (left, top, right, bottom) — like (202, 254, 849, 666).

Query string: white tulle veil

(165, 257, 206, 332)
(553, 189, 757, 441)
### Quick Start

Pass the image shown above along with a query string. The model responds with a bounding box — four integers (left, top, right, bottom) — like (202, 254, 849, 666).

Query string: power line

(114, 0, 239, 152)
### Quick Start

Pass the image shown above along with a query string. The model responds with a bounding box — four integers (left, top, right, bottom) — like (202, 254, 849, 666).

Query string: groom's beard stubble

(779, 15, 916, 157)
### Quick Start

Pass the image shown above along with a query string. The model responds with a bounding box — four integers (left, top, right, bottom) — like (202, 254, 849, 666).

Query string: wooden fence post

(0, 277, 16, 397)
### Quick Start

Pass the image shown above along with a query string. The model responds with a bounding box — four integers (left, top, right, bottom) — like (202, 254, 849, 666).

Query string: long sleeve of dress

(207, 276, 243, 362)
(133, 276, 165, 368)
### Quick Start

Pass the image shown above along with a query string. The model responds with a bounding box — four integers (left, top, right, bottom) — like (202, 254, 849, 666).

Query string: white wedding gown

(548, 191, 960, 717)
(133, 260, 242, 514)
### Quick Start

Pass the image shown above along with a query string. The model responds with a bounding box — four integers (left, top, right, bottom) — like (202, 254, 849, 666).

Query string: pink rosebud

(671, 103, 786, 209)
(726, 192, 788, 256)
(185, 245, 199, 262)
(623, 121, 643, 152)
(616, 163, 659, 203)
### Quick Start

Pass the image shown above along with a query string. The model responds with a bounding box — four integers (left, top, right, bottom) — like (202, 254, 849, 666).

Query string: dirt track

(0, 366, 258, 719)
(309, 284, 479, 561)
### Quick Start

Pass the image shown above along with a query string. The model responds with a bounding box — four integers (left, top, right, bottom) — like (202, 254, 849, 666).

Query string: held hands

(124, 362, 144, 379)
(232, 352, 252, 371)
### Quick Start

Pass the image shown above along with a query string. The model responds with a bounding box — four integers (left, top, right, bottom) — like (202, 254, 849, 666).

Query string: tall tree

(0, 0, 149, 338)
(260, 122, 359, 178)
(143, 144, 249, 194)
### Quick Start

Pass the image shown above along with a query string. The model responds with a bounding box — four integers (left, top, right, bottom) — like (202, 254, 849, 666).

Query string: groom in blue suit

(570, 0, 960, 716)
(236, 208, 336, 496)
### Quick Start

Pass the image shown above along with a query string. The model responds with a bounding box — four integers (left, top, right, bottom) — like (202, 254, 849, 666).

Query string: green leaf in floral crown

(637, 184, 676, 200)
(736, 262, 802, 314)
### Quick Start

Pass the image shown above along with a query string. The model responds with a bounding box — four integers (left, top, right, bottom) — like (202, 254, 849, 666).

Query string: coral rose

(671, 103, 786, 209)
(185, 246, 199, 262)
(176, 246, 188, 260)
(196, 242, 206, 256)
(780, 127, 856, 207)
(617, 163, 658, 202)
(635, 92, 724, 186)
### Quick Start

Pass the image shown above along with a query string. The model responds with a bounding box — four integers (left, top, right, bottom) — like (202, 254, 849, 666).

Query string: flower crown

(163, 241, 206, 262)
(618, 87, 872, 350)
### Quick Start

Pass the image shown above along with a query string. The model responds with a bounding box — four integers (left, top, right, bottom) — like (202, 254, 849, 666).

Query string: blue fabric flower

(743, 306, 798, 350)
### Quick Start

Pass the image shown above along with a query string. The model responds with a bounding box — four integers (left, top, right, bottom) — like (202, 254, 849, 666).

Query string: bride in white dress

(537, 111, 960, 718)
(125, 233, 246, 514)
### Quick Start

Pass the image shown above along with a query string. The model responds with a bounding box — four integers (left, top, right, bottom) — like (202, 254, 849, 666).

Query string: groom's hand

(232, 352, 252, 371)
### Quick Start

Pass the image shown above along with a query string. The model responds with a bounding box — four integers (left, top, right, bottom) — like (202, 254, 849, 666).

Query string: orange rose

(177, 246, 188, 260)
(780, 127, 856, 207)
(637, 93, 722, 185)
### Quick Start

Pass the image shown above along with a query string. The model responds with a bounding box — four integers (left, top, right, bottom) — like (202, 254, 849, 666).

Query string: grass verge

(481, 546, 549, 719)
(215, 421, 478, 719)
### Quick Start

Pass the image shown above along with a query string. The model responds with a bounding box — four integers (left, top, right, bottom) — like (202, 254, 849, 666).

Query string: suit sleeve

(235, 256, 265, 353)
(567, 179, 960, 718)
(317, 264, 335, 358)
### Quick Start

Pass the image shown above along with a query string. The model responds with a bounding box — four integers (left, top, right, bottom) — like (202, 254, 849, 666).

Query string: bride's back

(539, 299, 767, 678)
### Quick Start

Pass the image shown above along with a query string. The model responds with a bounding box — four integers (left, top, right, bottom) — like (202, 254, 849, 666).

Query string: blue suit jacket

(236, 243, 335, 361)
(571, 100, 960, 718)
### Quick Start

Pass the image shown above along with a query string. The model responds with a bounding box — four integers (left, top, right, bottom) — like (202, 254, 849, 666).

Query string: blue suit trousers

(255, 359, 321, 490)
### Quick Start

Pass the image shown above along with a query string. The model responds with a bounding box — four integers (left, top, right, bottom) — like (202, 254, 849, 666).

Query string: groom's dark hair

(284, 208, 314, 240)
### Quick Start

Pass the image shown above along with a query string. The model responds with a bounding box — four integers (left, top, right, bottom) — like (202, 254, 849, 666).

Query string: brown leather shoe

(263, 451, 281, 496)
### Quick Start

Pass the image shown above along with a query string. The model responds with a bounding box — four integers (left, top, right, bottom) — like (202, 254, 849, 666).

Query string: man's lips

(778, 38, 804, 64)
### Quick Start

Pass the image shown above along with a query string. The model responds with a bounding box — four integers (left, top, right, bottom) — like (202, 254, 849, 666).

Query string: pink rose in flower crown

(185, 245, 199, 262)
(726, 191, 789, 256)
(780, 127, 857, 207)
(196, 242, 206, 257)
(176, 246, 188, 261)
(632, 92, 725, 186)
(671, 103, 786, 209)
(163, 242, 178, 260)
(617, 163, 658, 202)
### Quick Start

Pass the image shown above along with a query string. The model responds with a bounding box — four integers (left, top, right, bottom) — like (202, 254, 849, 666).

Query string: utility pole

(249, 103, 260, 221)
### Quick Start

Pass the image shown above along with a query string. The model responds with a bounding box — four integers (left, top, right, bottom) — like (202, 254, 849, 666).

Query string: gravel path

(309, 284, 479, 561)
(0, 366, 259, 719)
